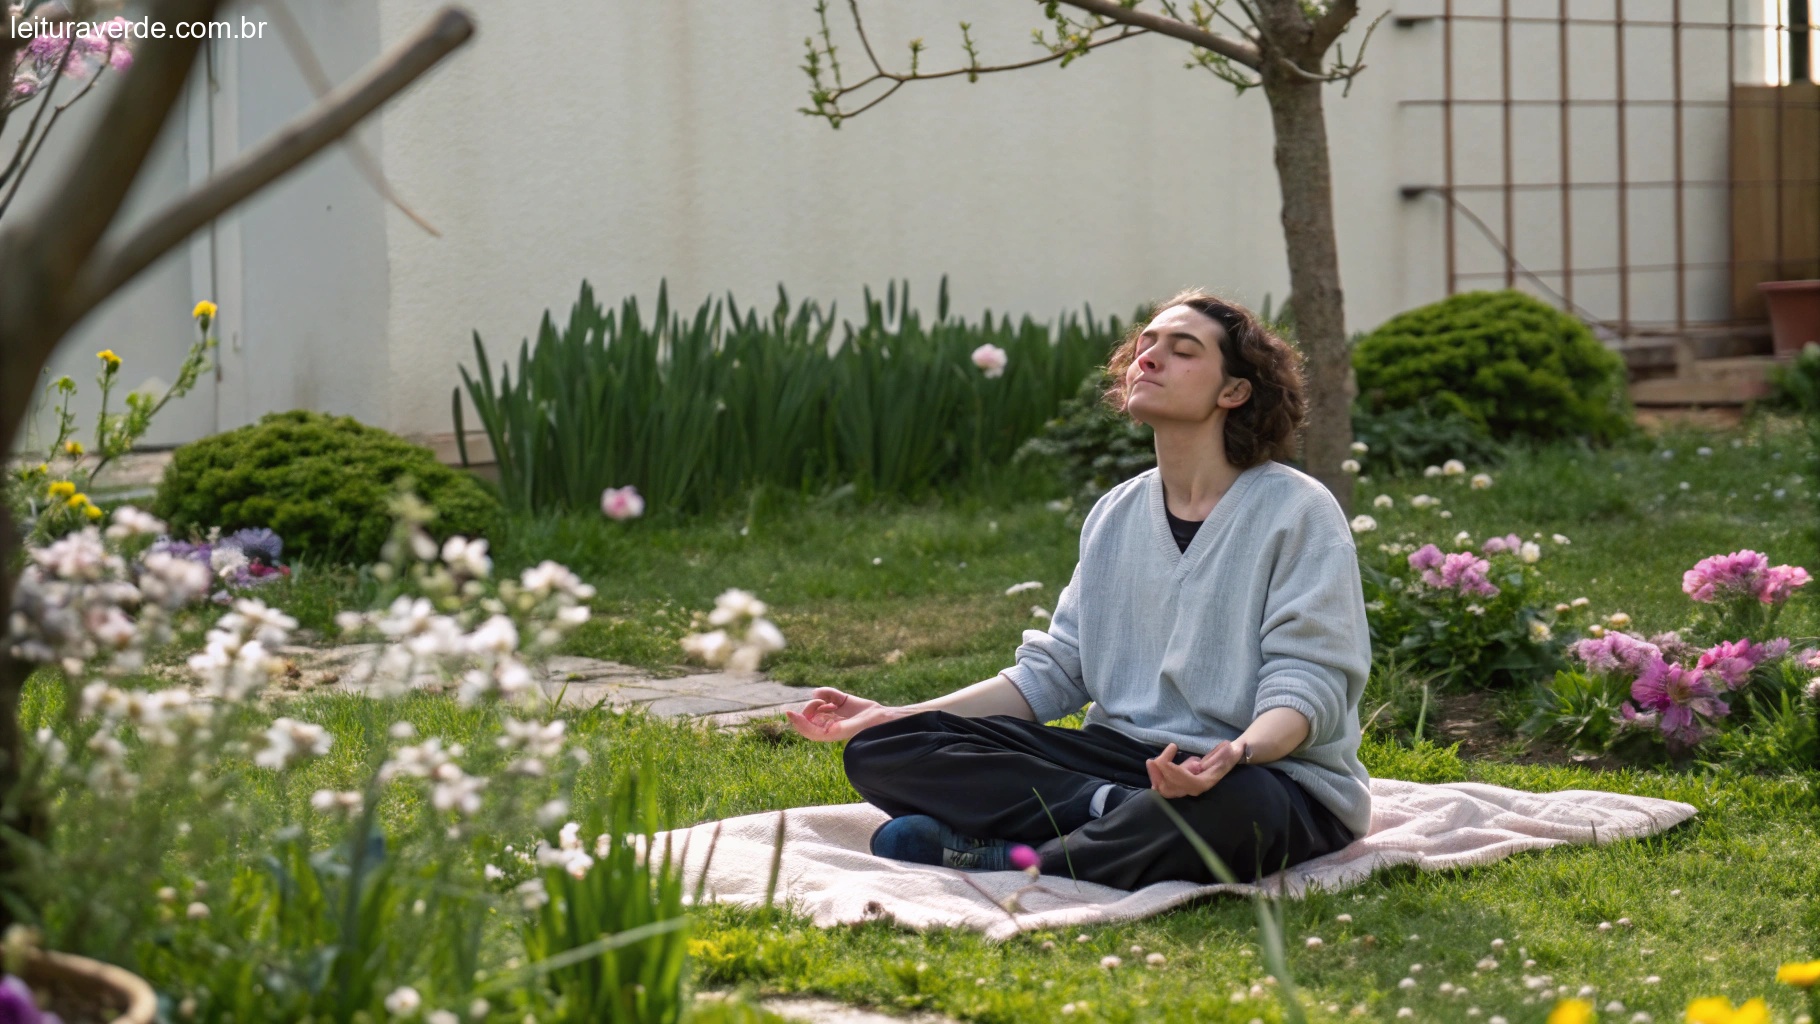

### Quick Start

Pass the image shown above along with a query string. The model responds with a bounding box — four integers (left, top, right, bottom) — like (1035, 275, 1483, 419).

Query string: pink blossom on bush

(1417, 550, 1499, 598)
(1647, 630, 1699, 664)
(1407, 544, 1444, 573)
(1630, 655, 1730, 747)
(1480, 533, 1523, 555)
(1682, 549, 1810, 605)
(1569, 631, 1661, 676)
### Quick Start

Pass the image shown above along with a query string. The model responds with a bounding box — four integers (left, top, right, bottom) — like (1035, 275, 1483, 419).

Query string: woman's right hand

(786, 687, 902, 742)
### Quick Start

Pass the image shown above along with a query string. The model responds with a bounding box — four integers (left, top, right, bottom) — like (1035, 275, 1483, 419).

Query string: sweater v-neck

(1147, 462, 1268, 576)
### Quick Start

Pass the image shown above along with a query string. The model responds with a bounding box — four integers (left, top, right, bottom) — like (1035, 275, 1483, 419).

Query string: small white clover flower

(1442, 459, 1466, 475)
(1470, 473, 1492, 489)
(1341, 459, 1361, 474)
(1424, 465, 1443, 478)
(384, 985, 422, 1016)
(1350, 515, 1378, 534)
(1373, 494, 1393, 509)
(1519, 541, 1541, 563)
(1351, 441, 1369, 454)
(1099, 955, 1122, 969)
(1004, 580, 1043, 596)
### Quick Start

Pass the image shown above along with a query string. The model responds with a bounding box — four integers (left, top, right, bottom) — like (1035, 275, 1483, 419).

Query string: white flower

(1399, 978, 1416, 990)
(1442, 459, 1466, 475)
(1004, 580, 1043, 596)
(1349, 515, 1377, 534)
(1470, 473, 1492, 489)
(1341, 459, 1361, 474)
(255, 717, 332, 770)
(441, 536, 492, 578)
(1438, 510, 1452, 518)
(431, 770, 487, 817)
(1146, 952, 1166, 965)
(428, 1012, 459, 1024)
(208, 546, 248, 579)
(1606, 611, 1631, 628)
(971, 343, 1008, 378)
(186, 901, 209, 920)
(1466, 603, 1485, 616)
(520, 560, 596, 601)
(1478, 957, 1499, 971)
(1519, 541, 1540, 563)
(384, 986, 422, 1016)
(1031, 606, 1050, 619)
(1099, 955, 1121, 969)
(536, 799, 570, 826)
(708, 588, 765, 625)
(1351, 441, 1369, 454)
(104, 506, 166, 541)
(515, 878, 549, 910)
(1424, 465, 1442, 478)
(601, 485, 645, 520)
(1696, 446, 1712, 456)
(1373, 494, 1393, 509)
(1409, 494, 1440, 509)
(1305, 936, 1324, 948)
(1554, 533, 1572, 545)
(562, 852, 594, 879)
(680, 629, 733, 665)
(467, 615, 519, 655)
(484, 863, 505, 881)
(1454, 531, 1472, 546)
(745, 618, 786, 653)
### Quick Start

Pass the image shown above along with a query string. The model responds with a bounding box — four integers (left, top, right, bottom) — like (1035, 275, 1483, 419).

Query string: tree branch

(1308, 0, 1358, 56)
(1048, 0, 1261, 69)
(61, 5, 475, 332)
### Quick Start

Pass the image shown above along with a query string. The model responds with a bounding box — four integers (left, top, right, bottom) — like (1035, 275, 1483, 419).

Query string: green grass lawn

(20, 412, 1820, 1023)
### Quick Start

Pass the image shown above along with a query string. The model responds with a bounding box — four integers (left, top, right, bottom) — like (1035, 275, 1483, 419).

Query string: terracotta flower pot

(1758, 279, 1820, 357)
(17, 949, 156, 1024)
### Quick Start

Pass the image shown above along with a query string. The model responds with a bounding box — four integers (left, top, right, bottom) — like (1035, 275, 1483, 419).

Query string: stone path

(255, 644, 820, 729)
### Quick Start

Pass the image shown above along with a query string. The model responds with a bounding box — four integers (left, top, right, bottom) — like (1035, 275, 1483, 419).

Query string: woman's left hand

(1145, 740, 1246, 798)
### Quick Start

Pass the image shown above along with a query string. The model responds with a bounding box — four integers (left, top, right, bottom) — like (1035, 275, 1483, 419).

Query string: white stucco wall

(10, 0, 1797, 454)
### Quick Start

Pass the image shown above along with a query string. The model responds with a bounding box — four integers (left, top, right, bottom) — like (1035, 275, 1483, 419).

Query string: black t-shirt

(1164, 506, 1203, 553)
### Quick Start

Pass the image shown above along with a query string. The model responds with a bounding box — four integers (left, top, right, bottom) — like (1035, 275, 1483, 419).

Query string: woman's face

(1123, 304, 1249, 427)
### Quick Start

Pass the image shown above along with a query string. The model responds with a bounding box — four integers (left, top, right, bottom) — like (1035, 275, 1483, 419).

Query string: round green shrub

(1351, 290, 1635, 444)
(153, 410, 502, 565)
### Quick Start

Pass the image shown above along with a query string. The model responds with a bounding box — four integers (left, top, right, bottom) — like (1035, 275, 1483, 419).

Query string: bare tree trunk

(1262, 69, 1355, 517)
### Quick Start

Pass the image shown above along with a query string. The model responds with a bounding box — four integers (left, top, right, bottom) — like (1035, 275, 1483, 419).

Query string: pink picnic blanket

(654, 778, 1697, 941)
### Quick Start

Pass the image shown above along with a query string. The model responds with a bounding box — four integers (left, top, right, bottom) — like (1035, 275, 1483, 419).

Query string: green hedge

(1351, 290, 1635, 445)
(153, 410, 501, 565)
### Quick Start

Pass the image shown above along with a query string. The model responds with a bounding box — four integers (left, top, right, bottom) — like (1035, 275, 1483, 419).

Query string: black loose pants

(842, 710, 1355, 890)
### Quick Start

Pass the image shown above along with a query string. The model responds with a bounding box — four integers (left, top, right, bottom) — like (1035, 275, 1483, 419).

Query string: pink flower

(1755, 564, 1810, 605)
(971, 344, 1008, 379)
(1792, 646, 1820, 671)
(1682, 550, 1770, 603)
(1480, 533, 1523, 556)
(1570, 631, 1661, 676)
(1631, 655, 1729, 747)
(1694, 639, 1764, 690)
(1008, 844, 1040, 871)
(1407, 544, 1444, 573)
(1647, 630, 1698, 664)
(600, 485, 644, 521)
(1420, 551, 1499, 598)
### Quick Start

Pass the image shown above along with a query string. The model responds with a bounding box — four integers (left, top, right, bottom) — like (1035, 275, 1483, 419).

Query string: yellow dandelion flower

(47, 480, 75, 499)
(192, 300, 218, 321)
(83, 502, 103, 520)
(63, 440, 83, 456)
(96, 349, 120, 369)
(1546, 998, 1594, 1024)
(33, 462, 48, 475)
(1779, 958, 1820, 988)
(1686, 996, 1770, 1024)
(66, 493, 88, 510)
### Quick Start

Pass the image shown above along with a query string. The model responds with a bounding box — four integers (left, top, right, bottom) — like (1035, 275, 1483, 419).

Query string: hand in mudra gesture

(786, 687, 901, 742)
(1144, 740, 1247, 798)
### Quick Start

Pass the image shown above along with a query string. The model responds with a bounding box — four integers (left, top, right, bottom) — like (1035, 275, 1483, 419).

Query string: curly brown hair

(1102, 289, 1307, 469)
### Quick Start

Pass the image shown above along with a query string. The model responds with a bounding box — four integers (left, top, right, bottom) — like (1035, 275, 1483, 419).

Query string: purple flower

(0, 974, 47, 1024)
(1631, 655, 1729, 748)
(1570, 631, 1663, 677)
(1647, 630, 1698, 664)
(221, 528, 283, 565)
(1008, 844, 1040, 871)
(1407, 544, 1445, 573)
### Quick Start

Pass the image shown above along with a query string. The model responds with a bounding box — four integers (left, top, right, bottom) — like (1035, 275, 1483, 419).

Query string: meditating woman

(785, 289, 1371, 890)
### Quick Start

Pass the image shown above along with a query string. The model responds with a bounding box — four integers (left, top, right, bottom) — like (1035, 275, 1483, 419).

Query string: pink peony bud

(1008, 844, 1040, 872)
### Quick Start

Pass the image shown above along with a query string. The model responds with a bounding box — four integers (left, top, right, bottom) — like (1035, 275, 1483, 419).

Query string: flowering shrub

(6, 303, 216, 543)
(5, 15, 134, 112)
(1526, 548, 1818, 766)
(2, 487, 769, 1021)
(1357, 529, 1571, 691)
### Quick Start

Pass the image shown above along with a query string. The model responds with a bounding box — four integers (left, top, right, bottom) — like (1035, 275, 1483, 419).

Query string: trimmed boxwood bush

(1352, 290, 1635, 445)
(153, 410, 502, 565)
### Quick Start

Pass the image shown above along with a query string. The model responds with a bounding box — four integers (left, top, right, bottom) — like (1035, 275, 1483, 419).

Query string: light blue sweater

(999, 460, 1374, 838)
